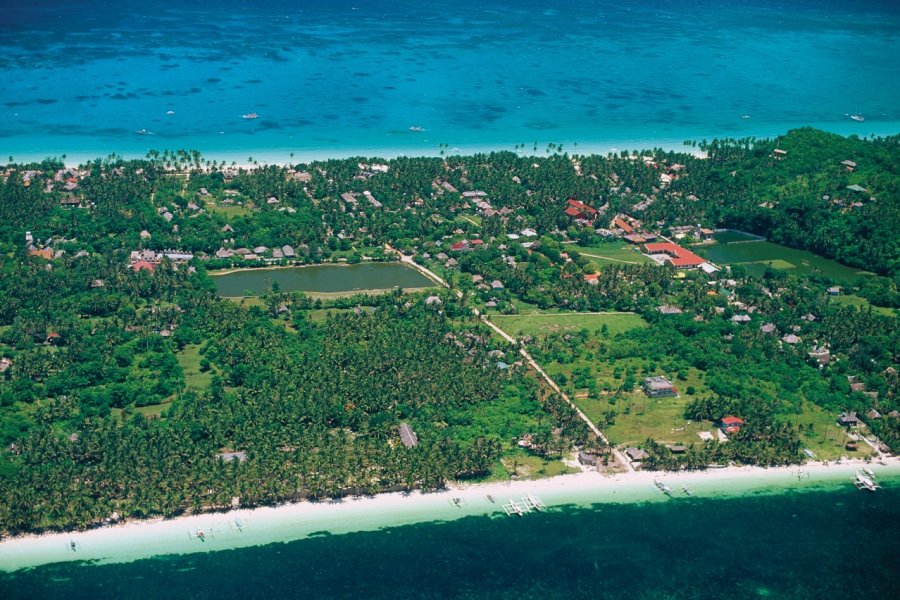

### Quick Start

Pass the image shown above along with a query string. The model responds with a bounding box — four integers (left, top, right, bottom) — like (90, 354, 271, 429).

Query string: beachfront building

(643, 376, 678, 398)
(720, 416, 745, 435)
(625, 447, 649, 462)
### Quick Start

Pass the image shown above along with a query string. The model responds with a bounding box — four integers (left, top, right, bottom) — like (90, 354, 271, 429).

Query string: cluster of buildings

(128, 249, 195, 273)
(214, 244, 297, 262)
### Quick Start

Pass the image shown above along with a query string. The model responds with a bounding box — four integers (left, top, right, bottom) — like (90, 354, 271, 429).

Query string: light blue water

(1, 0, 899, 163)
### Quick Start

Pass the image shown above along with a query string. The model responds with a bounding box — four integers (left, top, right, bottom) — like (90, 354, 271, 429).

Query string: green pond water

(701, 233, 875, 281)
(211, 263, 434, 296)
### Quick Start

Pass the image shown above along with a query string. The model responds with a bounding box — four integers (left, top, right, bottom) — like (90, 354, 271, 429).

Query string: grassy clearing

(110, 401, 172, 421)
(830, 294, 896, 317)
(491, 312, 647, 339)
(176, 343, 214, 390)
(456, 214, 482, 227)
(498, 452, 579, 480)
(204, 199, 251, 217)
(569, 243, 655, 266)
(785, 399, 874, 461)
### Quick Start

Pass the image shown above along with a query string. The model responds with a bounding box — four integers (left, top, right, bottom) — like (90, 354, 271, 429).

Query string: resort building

(643, 376, 678, 398)
(643, 242, 706, 269)
(564, 198, 597, 222)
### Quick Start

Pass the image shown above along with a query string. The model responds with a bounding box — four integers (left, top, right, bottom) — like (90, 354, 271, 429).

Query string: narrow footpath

(388, 245, 633, 471)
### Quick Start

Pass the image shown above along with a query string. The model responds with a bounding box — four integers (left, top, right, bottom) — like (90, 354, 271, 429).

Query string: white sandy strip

(0, 458, 896, 572)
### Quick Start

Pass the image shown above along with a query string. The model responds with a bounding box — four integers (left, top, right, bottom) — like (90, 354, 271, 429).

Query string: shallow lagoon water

(2, 0, 899, 163)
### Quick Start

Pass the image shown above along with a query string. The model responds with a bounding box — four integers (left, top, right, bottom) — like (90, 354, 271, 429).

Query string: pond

(699, 233, 875, 281)
(211, 263, 434, 296)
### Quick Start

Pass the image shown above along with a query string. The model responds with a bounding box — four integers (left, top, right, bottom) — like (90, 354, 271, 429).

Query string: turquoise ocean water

(1, 484, 898, 599)
(1, 0, 899, 163)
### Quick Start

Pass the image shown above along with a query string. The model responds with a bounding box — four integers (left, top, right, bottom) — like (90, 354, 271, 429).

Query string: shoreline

(1, 457, 895, 572)
(10, 122, 895, 170)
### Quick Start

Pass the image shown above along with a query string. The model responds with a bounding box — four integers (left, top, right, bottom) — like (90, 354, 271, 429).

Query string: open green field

(176, 343, 215, 390)
(203, 199, 252, 217)
(700, 238, 875, 281)
(491, 312, 647, 339)
(785, 399, 874, 461)
(495, 450, 579, 480)
(830, 294, 896, 317)
(569, 243, 655, 266)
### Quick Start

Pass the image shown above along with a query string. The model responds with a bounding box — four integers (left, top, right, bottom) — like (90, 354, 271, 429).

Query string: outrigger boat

(450, 497, 465, 508)
(485, 494, 496, 503)
(862, 467, 876, 480)
(523, 494, 545, 511)
(681, 486, 693, 496)
(853, 471, 879, 492)
(408, 125, 424, 132)
(850, 114, 864, 122)
(242, 113, 259, 120)
(654, 478, 672, 495)
(502, 499, 525, 516)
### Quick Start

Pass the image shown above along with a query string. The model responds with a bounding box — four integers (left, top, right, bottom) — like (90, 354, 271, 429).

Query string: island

(0, 128, 897, 544)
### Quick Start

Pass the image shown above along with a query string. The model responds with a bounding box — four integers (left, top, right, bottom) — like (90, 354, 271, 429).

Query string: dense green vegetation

(0, 128, 897, 533)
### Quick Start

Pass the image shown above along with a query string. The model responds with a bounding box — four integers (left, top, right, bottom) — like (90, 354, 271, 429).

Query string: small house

(837, 412, 859, 427)
(625, 447, 649, 462)
(398, 423, 418, 448)
(643, 376, 678, 398)
(217, 451, 248, 463)
(578, 451, 598, 466)
(720, 416, 744, 434)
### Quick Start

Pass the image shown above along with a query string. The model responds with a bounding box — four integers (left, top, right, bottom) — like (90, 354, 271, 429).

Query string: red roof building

(28, 247, 54, 260)
(644, 242, 705, 268)
(565, 198, 597, 221)
(613, 217, 634, 235)
(721, 416, 745, 434)
(131, 260, 156, 273)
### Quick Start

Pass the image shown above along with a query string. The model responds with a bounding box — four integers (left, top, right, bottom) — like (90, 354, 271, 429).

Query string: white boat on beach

(242, 113, 259, 120)
(654, 478, 672, 495)
(853, 471, 879, 492)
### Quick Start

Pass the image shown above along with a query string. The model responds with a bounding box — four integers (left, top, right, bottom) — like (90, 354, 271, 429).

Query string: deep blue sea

(2, 486, 899, 599)
(1, 0, 899, 163)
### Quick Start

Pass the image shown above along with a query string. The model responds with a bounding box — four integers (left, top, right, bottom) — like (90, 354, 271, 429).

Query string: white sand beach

(1, 457, 895, 572)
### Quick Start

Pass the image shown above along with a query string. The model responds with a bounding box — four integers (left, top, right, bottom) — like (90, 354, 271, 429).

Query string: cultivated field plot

(491, 312, 647, 339)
